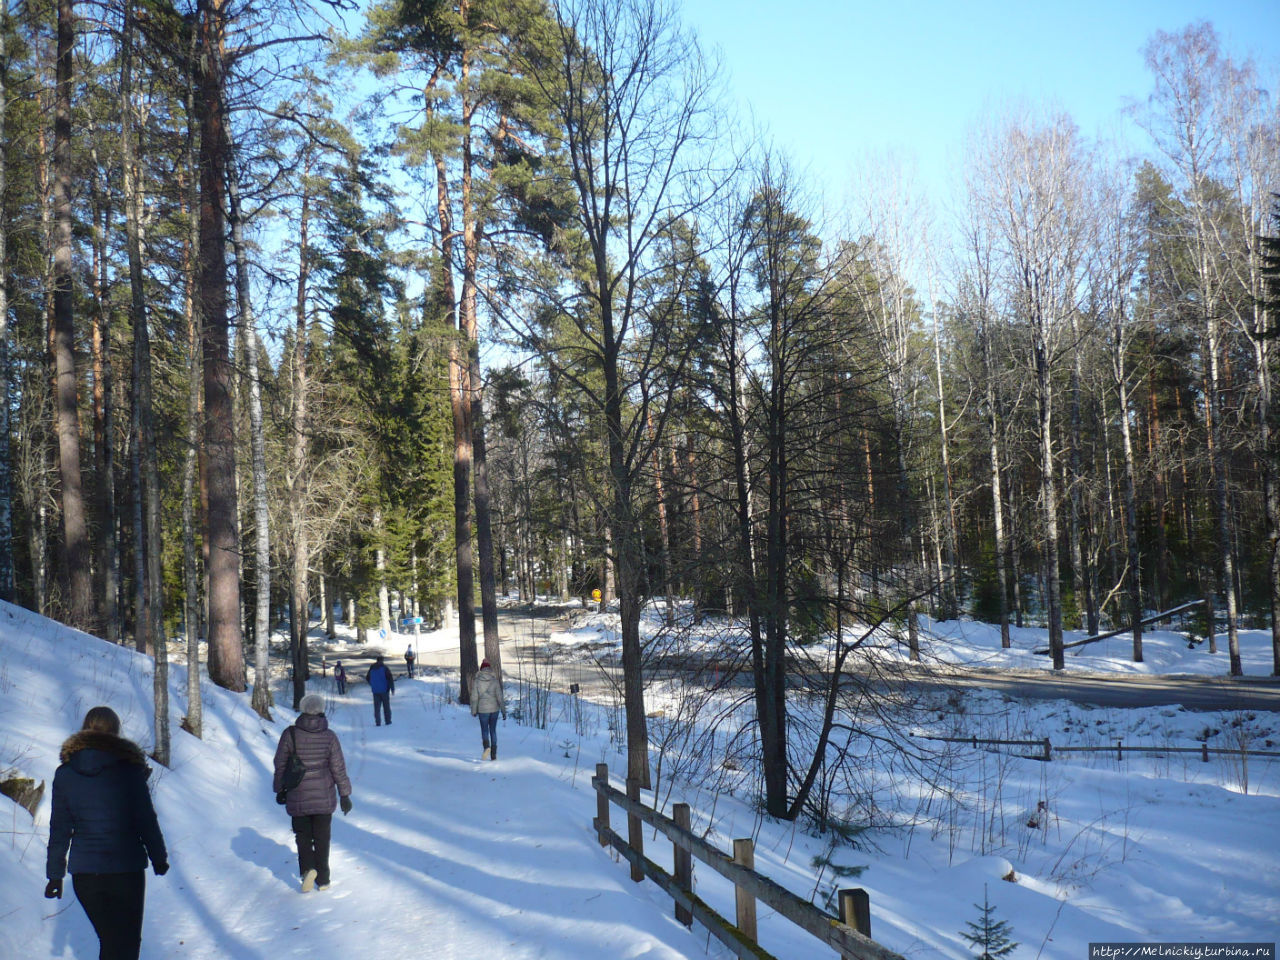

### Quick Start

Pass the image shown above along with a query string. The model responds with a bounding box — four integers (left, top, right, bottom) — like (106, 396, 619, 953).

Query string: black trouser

(406, 659, 414, 677)
(291, 813, 333, 886)
(73, 870, 145, 960)
(373, 691, 391, 725)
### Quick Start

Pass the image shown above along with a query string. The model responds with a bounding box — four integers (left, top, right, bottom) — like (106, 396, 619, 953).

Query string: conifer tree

(960, 885, 1018, 959)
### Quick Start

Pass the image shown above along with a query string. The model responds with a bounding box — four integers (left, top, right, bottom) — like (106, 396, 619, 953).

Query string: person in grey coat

(273, 694, 353, 892)
(469, 660, 506, 760)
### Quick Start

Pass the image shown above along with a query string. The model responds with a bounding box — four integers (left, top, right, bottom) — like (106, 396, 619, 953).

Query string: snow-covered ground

(2, 597, 1278, 959)
(545, 599, 1277, 678)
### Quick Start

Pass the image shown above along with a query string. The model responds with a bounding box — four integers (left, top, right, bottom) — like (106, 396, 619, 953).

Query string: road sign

(400, 616, 423, 626)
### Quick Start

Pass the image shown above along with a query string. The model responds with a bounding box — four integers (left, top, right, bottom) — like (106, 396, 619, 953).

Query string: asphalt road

(316, 606, 1280, 714)
(899, 666, 1280, 712)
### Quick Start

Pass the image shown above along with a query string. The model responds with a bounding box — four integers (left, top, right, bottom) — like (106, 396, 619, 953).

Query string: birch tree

(977, 111, 1095, 670)
(1137, 23, 1245, 674)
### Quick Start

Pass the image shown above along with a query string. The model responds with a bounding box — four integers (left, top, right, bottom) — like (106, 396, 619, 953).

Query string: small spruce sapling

(809, 819, 867, 911)
(960, 884, 1018, 959)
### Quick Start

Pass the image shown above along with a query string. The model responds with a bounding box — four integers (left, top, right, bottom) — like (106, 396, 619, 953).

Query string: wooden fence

(915, 733, 1280, 763)
(591, 763, 904, 960)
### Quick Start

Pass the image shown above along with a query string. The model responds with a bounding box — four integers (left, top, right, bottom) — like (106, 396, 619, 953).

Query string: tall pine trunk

(458, 31, 501, 675)
(197, 0, 244, 690)
(433, 129, 477, 696)
(227, 156, 271, 718)
(0, 0, 13, 603)
(180, 156, 204, 736)
(289, 182, 312, 712)
(121, 0, 168, 762)
(53, 0, 93, 632)
(88, 166, 119, 642)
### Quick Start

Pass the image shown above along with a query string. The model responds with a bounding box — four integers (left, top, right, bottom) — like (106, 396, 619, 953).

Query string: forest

(0, 0, 1276, 820)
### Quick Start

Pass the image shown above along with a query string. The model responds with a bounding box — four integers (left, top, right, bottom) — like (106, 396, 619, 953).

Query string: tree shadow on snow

(231, 827, 299, 889)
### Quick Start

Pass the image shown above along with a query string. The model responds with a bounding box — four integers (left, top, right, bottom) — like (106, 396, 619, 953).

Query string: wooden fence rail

(591, 763, 904, 960)
(915, 733, 1280, 763)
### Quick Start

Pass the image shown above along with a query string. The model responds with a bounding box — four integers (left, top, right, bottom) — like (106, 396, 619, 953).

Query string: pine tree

(960, 884, 1018, 959)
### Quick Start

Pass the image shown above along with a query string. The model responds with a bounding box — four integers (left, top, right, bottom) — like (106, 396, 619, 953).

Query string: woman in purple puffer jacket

(273, 693, 353, 892)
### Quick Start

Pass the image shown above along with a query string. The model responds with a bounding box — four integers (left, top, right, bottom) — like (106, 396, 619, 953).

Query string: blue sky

(679, 0, 1280, 205)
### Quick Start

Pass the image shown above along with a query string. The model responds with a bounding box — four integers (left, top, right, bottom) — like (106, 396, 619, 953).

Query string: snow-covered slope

(2, 598, 1279, 959)
(0, 600, 710, 959)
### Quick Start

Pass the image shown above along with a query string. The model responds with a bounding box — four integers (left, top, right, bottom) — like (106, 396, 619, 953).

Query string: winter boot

(482, 746, 491, 761)
(489, 746, 497, 761)
(301, 869, 318, 893)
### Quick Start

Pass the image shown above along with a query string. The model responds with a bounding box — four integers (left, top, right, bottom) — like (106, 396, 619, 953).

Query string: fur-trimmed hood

(59, 731, 149, 776)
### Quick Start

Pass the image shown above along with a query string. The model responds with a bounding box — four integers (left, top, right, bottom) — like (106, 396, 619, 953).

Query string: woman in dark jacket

(44, 705, 168, 960)
(273, 693, 353, 892)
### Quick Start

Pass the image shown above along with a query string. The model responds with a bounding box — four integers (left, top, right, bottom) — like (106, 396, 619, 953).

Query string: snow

(2, 597, 1279, 959)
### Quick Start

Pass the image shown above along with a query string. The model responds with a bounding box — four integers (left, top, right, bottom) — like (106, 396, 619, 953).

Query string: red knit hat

(480, 659, 490, 668)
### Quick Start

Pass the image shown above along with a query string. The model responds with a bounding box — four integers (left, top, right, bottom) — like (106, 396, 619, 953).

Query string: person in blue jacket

(45, 705, 168, 960)
(367, 655, 395, 726)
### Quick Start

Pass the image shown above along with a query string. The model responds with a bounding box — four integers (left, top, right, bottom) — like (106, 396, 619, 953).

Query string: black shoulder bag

(278, 727, 306, 800)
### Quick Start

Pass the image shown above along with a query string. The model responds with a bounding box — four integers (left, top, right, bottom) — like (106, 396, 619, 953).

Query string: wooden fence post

(626, 778, 644, 883)
(733, 837, 757, 943)
(595, 764, 610, 847)
(1201, 743, 1209, 763)
(1116, 739, 1123, 762)
(838, 887, 871, 939)
(673, 803, 692, 927)
(1042, 737, 1052, 762)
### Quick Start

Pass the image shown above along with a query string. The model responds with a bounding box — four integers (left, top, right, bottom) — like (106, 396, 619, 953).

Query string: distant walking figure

(335, 661, 347, 695)
(404, 645, 416, 678)
(367, 655, 395, 726)
(274, 694, 353, 892)
(45, 706, 169, 960)
(470, 660, 506, 760)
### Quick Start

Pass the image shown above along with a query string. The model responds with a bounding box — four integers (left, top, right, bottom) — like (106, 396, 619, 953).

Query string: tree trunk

(457, 31, 501, 675)
(981, 320, 1011, 648)
(647, 410, 675, 625)
(323, 574, 335, 638)
(53, 0, 93, 632)
(1068, 312, 1098, 636)
(1205, 309, 1242, 675)
(1113, 298, 1144, 662)
(198, 0, 244, 690)
(121, 0, 169, 762)
(1257, 332, 1280, 675)
(88, 167, 119, 643)
(1035, 335, 1065, 669)
(0, 0, 13, 603)
(375, 507, 391, 636)
(289, 182, 312, 713)
(1147, 377, 1169, 611)
(227, 157, 272, 719)
(932, 300, 959, 619)
(180, 151, 203, 737)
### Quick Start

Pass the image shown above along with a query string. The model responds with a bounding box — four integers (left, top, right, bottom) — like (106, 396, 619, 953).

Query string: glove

(44, 879, 62, 899)
(154, 861, 169, 877)
(276, 791, 287, 805)
(340, 795, 353, 815)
